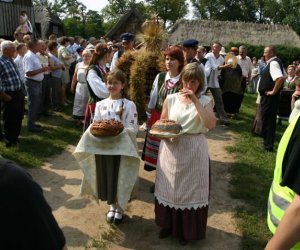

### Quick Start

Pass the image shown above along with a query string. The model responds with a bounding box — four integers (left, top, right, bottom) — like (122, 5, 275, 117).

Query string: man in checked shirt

(0, 41, 25, 148)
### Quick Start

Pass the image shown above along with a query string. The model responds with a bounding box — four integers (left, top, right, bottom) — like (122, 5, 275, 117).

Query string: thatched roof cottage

(34, 6, 64, 39)
(168, 19, 300, 48)
(106, 8, 145, 41)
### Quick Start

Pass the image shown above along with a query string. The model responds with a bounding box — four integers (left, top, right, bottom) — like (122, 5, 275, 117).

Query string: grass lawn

(228, 93, 289, 249)
(0, 103, 82, 168)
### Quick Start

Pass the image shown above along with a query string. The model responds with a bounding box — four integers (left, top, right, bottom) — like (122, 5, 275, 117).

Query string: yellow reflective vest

(267, 114, 300, 250)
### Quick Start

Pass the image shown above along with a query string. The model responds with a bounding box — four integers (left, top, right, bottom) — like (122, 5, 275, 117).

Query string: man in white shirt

(86, 37, 97, 50)
(23, 39, 49, 132)
(237, 45, 253, 93)
(13, 31, 24, 47)
(37, 40, 51, 117)
(258, 46, 284, 151)
(14, 43, 27, 84)
(205, 42, 232, 125)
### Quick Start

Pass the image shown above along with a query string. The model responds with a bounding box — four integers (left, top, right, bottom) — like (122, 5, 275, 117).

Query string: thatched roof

(34, 6, 64, 38)
(168, 19, 300, 48)
(34, 6, 63, 26)
(106, 8, 145, 41)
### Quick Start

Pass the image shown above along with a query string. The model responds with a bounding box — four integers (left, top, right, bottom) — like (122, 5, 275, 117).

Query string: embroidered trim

(155, 193, 208, 210)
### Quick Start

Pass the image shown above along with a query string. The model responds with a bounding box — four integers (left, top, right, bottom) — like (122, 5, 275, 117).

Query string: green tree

(191, 0, 256, 22)
(85, 10, 105, 38)
(191, 0, 300, 35)
(146, 0, 188, 28)
(190, 0, 220, 19)
(63, 17, 83, 37)
(267, 0, 300, 35)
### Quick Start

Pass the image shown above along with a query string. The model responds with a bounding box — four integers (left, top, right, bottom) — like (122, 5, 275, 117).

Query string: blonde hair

(82, 49, 92, 57)
(180, 62, 205, 94)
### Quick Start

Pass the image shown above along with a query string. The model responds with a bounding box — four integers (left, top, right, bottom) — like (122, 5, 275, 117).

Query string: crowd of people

(1, 24, 300, 249)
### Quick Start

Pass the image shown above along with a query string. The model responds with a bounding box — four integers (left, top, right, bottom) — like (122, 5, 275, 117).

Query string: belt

(25, 78, 42, 83)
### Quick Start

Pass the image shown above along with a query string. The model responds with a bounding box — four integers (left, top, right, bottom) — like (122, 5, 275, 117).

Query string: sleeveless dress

(155, 93, 212, 241)
(142, 72, 180, 171)
(72, 62, 89, 118)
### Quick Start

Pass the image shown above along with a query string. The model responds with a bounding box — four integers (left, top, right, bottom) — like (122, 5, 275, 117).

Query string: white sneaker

(106, 209, 115, 223)
(114, 211, 123, 224)
(139, 122, 147, 131)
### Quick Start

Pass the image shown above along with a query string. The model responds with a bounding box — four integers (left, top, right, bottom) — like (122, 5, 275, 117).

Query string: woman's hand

(179, 88, 198, 103)
(292, 91, 300, 99)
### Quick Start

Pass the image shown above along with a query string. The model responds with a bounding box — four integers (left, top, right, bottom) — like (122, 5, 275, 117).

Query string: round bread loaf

(90, 119, 124, 137)
(151, 119, 182, 134)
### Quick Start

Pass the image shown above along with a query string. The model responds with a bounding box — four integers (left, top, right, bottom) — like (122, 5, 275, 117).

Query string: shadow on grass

(0, 107, 82, 168)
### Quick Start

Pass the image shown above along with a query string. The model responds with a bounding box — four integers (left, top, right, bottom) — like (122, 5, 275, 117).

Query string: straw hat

(225, 53, 238, 68)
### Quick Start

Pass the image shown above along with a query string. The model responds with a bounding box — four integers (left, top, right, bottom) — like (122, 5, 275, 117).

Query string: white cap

(220, 47, 226, 56)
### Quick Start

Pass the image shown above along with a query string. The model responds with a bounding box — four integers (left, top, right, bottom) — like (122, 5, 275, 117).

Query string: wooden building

(0, 0, 34, 40)
(106, 8, 145, 41)
(34, 6, 64, 39)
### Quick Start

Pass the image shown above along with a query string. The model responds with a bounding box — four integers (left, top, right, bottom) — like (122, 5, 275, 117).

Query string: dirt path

(29, 126, 242, 250)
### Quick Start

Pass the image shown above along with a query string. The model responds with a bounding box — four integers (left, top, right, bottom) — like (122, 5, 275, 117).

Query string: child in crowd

(93, 69, 138, 223)
(74, 69, 139, 225)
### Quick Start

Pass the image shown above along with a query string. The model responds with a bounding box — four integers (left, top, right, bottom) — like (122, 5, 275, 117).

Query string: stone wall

(169, 19, 300, 48)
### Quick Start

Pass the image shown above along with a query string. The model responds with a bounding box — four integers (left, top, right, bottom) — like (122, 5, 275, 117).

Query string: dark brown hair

(16, 43, 26, 51)
(59, 36, 70, 46)
(89, 43, 112, 66)
(107, 69, 127, 84)
(48, 41, 58, 51)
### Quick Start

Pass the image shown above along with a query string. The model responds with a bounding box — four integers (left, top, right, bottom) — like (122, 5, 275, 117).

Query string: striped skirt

(83, 103, 95, 132)
(155, 133, 209, 209)
(155, 133, 210, 241)
(142, 110, 161, 171)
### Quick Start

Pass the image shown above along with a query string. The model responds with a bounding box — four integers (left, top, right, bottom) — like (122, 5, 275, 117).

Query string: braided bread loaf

(151, 119, 182, 134)
(90, 120, 124, 137)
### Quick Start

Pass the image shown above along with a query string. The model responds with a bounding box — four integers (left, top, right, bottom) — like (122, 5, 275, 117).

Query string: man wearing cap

(110, 32, 135, 71)
(76, 47, 84, 62)
(182, 39, 207, 93)
(205, 42, 232, 125)
(182, 39, 199, 64)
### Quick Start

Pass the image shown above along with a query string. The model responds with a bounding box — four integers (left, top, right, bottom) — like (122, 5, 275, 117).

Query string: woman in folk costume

(74, 69, 139, 224)
(142, 46, 184, 174)
(71, 49, 92, 124)
(155, 63, 216, 245)
(83, 44, 113, 131)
